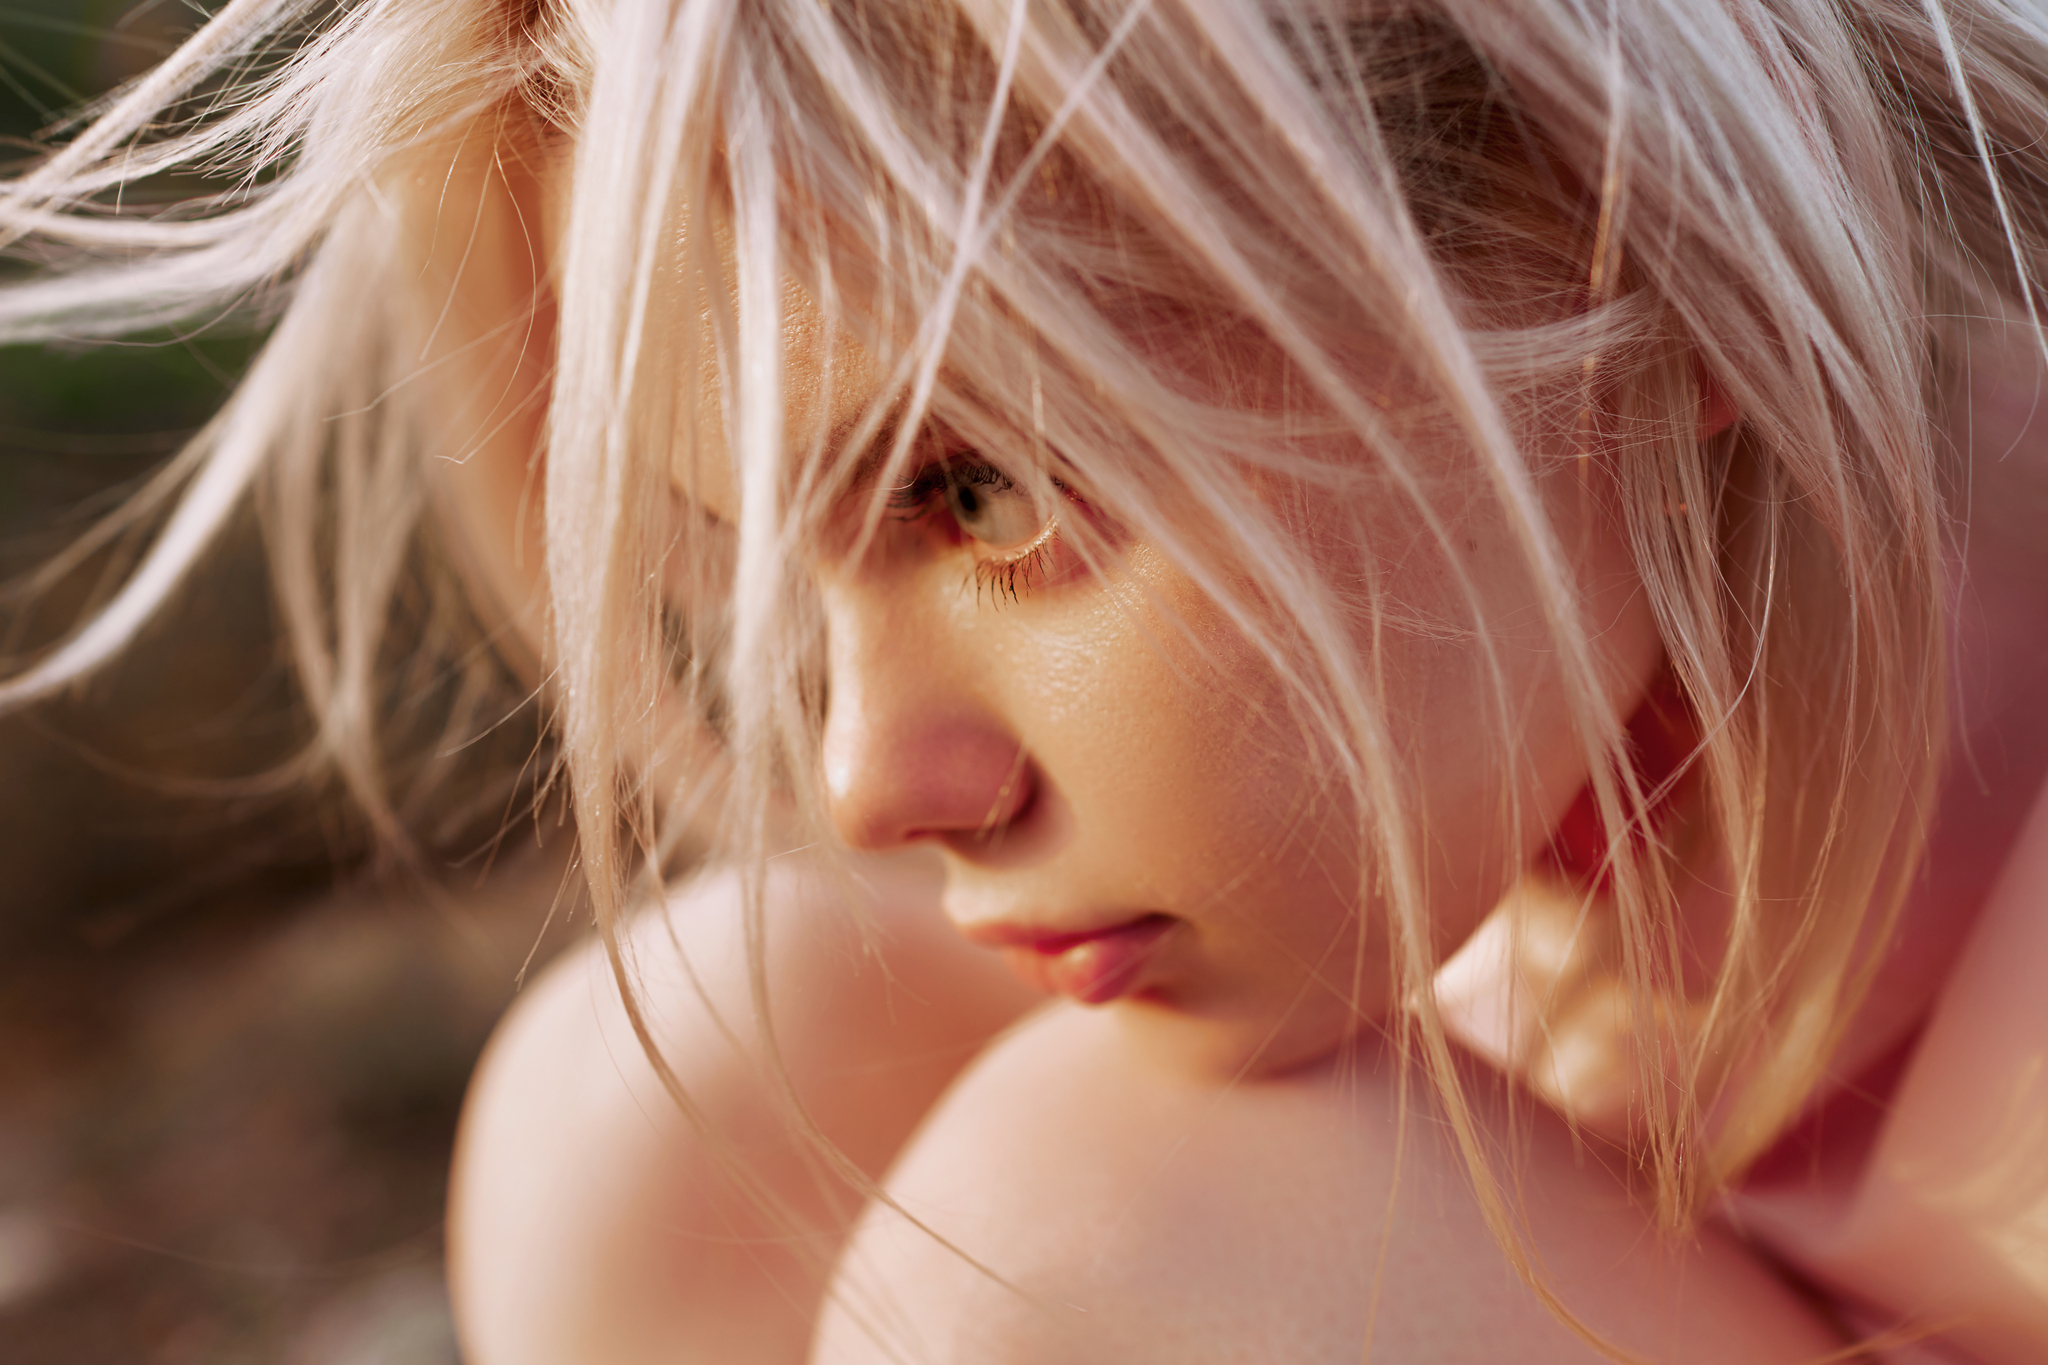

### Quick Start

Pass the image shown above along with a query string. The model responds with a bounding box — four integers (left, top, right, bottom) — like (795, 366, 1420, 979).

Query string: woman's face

(467, 154, 1656, 1078)
(687, 287, 1663, 1082)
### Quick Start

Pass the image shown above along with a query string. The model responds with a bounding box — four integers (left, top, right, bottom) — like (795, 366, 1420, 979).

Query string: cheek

(990, 548, 1354, 906)
(1375, 469, 1663, 893)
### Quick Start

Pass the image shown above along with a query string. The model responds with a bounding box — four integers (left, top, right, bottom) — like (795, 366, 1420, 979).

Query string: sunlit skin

(477, 136, 1663, 1084)
(446, 233, 2048, 1361)
(444, 139, 2032, 1364)
(813, 384, 1661, 1082)
(761, 290, 1849, 1364)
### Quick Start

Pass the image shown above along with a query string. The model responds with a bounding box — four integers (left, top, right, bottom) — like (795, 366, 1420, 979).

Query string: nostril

(975, 747, 1036, 837)
(822, 706, 1037, 853)
(892, 752, 1038, 852)
(920, 762, 1037, 853)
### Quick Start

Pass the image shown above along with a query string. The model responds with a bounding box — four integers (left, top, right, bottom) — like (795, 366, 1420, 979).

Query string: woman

(1, 0, 2044, 1359)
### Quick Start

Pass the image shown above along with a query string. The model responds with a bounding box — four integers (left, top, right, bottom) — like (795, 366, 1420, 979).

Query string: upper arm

(448, 852, 1043, 1365)
(1734, 774, 2048, 1365)
(813, 1005, 1841, 1365)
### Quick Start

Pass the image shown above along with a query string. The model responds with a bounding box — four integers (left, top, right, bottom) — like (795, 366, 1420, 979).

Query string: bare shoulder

(449, 852, 1042, 1365)
(812, 1005, 1842, 1365)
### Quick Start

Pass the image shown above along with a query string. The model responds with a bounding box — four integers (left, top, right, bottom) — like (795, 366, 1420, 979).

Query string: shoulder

(450, 852, 1042, 1365)
(812, 1004, 1841, 1365)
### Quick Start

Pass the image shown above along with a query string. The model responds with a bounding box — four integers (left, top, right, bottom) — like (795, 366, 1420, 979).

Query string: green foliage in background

(0, 0, 255, 535)
(0, 0, 191, 139)
(0, 334, 259, 546)
(0, 0, 287, 943)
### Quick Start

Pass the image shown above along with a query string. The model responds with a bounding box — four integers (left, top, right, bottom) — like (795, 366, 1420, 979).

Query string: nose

(820, 578, 1034, 852)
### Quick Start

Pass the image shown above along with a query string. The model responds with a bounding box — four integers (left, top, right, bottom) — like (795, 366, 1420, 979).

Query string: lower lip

(1003, 916, 1176, 1005)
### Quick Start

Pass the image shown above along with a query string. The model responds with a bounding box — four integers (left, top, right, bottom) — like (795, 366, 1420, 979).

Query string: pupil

(955, 485, 982, 519)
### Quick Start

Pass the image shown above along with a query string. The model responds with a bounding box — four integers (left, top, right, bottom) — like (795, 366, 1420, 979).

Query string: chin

(1108, 993, 1370, 1084)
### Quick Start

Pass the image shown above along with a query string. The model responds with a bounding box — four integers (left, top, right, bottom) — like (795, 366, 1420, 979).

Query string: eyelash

(885, 457, 1064, 604)
(973, 535, 1055, 604)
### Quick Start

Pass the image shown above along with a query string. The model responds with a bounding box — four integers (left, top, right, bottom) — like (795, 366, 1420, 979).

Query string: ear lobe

(1697, 365, 1739, 440)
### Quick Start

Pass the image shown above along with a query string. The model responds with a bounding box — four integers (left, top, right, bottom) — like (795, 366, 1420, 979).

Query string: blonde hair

(0, 0, 2039, 1347)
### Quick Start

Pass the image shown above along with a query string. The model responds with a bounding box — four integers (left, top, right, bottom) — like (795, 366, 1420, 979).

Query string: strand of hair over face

(0, 0, 2042, 1360)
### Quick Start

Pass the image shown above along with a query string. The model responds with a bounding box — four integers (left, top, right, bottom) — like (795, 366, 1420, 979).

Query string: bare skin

(451, 864, 1844, 1365)
(445, 327, 1841, 1365)
(814, 1005, 1842, 1365)
(450, 856, 1044, 1365)
(436, 118, 2043, 1363)
(1719, 338, 2048, 1364)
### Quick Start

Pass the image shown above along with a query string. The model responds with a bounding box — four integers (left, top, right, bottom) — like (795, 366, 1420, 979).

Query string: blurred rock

(293, 1266, 461, 1365)
(0, 10, 578, 1364)
(0, 843, 582, 1365)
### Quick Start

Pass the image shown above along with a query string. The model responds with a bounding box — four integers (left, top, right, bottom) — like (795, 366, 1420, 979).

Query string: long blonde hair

(0, 0, 2036, 1343)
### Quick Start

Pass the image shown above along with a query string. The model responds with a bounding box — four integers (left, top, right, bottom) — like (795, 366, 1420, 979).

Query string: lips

(966, 913, 1177, 1005)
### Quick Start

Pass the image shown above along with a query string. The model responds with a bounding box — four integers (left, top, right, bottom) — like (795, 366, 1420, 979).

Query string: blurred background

(0, 3, 578, 1360)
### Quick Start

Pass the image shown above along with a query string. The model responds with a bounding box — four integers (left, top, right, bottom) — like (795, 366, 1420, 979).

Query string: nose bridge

(819, 571, 1033, 850)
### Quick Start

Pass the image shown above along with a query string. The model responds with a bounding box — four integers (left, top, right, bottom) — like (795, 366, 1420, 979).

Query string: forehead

(672, 266, 886, 524)
(536, 147, 884, 524)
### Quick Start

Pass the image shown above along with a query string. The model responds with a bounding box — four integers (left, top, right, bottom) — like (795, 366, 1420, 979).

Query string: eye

(888, 457, 1057, 553)
(941, 465, 1052, 552)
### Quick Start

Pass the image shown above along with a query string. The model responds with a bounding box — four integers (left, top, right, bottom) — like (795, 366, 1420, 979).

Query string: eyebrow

(823, 409, 938, 499)
(824, 418, 895, 496)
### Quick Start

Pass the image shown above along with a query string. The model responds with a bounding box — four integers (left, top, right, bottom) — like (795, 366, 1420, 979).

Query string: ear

(1697, 363, 1739, 440)
(393, 110, 560, 681)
